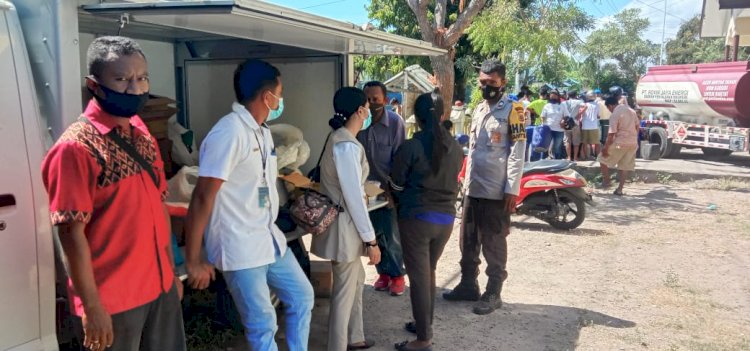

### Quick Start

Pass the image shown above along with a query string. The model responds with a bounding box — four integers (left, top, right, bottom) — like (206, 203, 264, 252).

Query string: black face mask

(369, 103, 384, 115)
(89, 83, 149, 118)
(548, 98, 561, 104)
(481, 85, 503, 100)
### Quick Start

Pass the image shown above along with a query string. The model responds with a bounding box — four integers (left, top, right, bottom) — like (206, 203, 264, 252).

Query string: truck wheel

(665, 140, 682, 158)
(648, 127, 669, 157)
(640, 142, 661, 160)
(701, 148, 733, 158)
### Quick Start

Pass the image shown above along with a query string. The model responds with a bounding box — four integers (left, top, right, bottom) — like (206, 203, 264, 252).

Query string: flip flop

(613, 189, 624, 196)
(394, 340, 433, 351)
(347, 340, 375, 350)
(404, 321, 417, 334)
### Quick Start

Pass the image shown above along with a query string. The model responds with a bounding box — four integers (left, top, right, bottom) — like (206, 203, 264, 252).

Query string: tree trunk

(430, 49, 456, 120)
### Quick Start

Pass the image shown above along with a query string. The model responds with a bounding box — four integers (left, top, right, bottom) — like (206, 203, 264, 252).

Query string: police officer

(443, 59, 526, 315)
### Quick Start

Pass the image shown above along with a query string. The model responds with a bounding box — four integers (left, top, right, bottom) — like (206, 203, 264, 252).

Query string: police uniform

(460, 96, 526, 291)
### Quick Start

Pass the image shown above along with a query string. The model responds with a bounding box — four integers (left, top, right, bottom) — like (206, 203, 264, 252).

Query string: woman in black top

(389, 91, 464, 351)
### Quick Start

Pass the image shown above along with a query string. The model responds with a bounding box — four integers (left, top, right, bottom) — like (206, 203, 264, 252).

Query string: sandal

(348, 340, 375, 350)
(404, 321, 417, 334)
(613, 189, 624, 196)
(394, 340, 433, 351)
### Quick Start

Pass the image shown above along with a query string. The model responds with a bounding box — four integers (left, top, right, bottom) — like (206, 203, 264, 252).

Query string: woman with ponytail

(310, 87, 380, 350)
(389, 90, 464, 351)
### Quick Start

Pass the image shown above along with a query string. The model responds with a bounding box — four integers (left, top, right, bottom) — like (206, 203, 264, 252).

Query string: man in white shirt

(540, 90, 569, 159)
(579, 91, 601, 159)
(184, 59, 314, 351)
(562, 91, 584, 161)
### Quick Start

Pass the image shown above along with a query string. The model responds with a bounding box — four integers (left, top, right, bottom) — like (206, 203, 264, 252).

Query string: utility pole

(660, 0, 667, 65)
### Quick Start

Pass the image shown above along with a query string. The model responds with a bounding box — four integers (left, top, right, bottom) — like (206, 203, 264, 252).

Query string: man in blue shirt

(357, 81, 407, 296)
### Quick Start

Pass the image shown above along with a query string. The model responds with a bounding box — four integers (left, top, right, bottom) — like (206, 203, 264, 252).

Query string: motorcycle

(516, 159, 593, 230)
(456, 159, 593, 230)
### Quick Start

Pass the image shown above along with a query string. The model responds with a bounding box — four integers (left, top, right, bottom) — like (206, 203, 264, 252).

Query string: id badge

(490, 130, 503, 144)
(258, 186, 270, 208)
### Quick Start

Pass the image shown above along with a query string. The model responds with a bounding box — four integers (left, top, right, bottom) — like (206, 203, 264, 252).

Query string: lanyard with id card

(254, 128, 271, 209)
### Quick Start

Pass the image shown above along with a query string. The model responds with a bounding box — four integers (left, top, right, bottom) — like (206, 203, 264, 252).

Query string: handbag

(290, 133, 342, 235)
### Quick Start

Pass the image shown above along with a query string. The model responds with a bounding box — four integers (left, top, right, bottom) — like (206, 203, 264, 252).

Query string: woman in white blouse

(311, 87, 381, 351)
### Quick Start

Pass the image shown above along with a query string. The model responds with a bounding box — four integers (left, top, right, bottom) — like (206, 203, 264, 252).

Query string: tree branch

(435, 0, 448, 29)
(407, 0, 436, 43)
(444, 0, 487, 46)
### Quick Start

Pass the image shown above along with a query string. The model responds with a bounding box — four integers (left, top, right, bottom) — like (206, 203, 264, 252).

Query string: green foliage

(665, 15, 750, 64)
(583, 8, 659, 83)
(357, 0, 479, 82)
(467, 0, 593, 85)
(467, 86, 483, 110)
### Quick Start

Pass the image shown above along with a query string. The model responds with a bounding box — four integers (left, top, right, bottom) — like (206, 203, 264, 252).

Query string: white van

(0, 1, 442, 349)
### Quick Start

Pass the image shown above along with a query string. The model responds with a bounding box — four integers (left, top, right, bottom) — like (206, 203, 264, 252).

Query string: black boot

(472, 279, 503, 315)
(442, 279, 480, 301)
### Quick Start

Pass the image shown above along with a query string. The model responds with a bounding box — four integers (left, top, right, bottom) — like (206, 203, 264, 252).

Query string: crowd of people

(515, 85, 628, 163)
(41, 34, 637, 351)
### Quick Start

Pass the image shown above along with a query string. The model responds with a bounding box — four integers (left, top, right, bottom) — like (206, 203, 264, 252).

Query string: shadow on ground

(288, 288, 636, 351)
(512, 220, 613, 236)
(585, 186, 707, 227)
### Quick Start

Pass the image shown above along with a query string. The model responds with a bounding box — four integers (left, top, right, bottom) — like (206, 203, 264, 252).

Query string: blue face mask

(266, 93, 284, 121)
(362, 108, 373, 130)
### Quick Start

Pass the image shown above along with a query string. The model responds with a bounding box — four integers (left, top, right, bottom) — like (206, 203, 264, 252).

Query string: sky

(265, 0, 704, 45)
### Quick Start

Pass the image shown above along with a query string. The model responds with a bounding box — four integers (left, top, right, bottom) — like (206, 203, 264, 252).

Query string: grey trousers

(328, 259, 366, 351)
(108, 283, 186, 351)
(400, 219, 452, 341)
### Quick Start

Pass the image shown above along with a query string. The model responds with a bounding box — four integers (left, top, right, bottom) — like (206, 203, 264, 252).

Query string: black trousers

(400, 219, 452, 341)
(459, 196, 511, 283)
(106, 283, 186, 351)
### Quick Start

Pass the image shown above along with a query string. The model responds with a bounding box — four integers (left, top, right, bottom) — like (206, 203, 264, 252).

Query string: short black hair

(539, 86, 549, 97)
(87, 36, 146, 77)
(363, 81, 387, 97)
(567, 90, 578, 99)
(480, 59, 506, 78)
(517, 91, 526, 99)
(233, 59, 281, 104)
(442, 120, 453, 130)
(605, 96, 619, 107)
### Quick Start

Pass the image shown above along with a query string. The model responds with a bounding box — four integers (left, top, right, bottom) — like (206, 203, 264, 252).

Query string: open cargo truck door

(78, 0, 445, 172)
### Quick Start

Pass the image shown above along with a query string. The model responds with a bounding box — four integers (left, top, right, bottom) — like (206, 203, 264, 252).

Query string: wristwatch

(364, 241, 378, 248)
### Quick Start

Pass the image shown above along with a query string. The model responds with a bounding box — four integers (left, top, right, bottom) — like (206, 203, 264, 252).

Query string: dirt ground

(267, 180, 750, 351)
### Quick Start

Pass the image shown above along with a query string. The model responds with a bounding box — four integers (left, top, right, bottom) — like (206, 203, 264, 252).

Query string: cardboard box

(280, 172, 316, 189)
(281, 173, 385, 198)
(310, 260, 332, 298)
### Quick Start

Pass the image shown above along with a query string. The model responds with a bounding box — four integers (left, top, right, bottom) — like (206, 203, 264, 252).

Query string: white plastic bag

(167, 116, 198, 167)
(166, 166, 199, 203)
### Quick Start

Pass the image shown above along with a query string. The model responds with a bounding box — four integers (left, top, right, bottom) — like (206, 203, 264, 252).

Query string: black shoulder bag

(79, 116, 161, 189)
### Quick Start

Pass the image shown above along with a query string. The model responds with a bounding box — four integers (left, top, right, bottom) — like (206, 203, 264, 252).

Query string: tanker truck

(635, 61, 750, 159)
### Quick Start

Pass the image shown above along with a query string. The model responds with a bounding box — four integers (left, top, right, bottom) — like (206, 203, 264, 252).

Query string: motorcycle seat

(523, 159, 574, 176)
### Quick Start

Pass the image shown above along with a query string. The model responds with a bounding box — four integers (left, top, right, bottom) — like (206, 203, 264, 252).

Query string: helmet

(593, 88, 602, 94)
(456, 134, 470, 146)
(609, 86, 624, 97)
(585, 90, 596, 101)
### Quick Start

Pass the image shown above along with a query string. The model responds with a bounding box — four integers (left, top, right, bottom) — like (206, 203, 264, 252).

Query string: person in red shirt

(41, 36, 186, 351)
